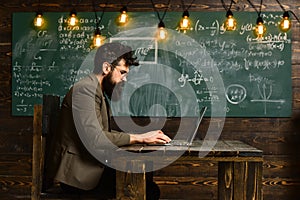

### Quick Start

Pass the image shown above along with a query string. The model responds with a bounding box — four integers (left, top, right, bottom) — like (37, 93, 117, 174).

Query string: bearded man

(47, 42, 171, 199)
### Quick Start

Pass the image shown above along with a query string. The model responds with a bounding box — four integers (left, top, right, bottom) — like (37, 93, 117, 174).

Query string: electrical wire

(150, 0, 171, 23)
(275, 0, 285, 11)
(37, 0, 41, 12)
(289, 10, 300, 23)
(221, 0, 234, 12)
(120, 0, 133, 7)
(258, 0, 263, 16)
(181, 0, 196, 11)
(275, 0, 300, 23)
(246, 0, 259, 15)
(92, 0, 108, 28)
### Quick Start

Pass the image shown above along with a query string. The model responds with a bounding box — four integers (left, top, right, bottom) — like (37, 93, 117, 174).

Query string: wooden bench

(32, 95, 263, 200)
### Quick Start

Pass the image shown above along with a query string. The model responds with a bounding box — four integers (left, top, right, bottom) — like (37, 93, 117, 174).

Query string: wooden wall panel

(157, 177, 300, 200)
(0, 176, 31, 199)
(0, 155, 32, 176)
(0, 45, 11, 108)
(0, 155, 298, 199)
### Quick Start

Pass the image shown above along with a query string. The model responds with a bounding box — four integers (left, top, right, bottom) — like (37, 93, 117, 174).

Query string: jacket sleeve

(71, 76, 130, 152)
(94, 85, 131, 147)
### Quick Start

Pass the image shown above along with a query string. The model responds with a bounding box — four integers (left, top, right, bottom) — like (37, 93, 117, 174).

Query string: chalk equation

(178, 70, 214, 88)
(225, 82, 285, 115)
(109, 37, 157, 64)
(225, 84, 247, 105)
(251, 83, 285, 115)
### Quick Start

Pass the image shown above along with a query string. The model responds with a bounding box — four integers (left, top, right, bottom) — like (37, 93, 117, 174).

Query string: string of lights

(221, 0, 237, 31)
(33, 0, 300, 46)
(33, 0, 44, 28)
(150, 0, 171, 40)
(92, 0, 107, 47)
(245, 0, 267, 39)
(275, 0, 300, 32)
(177, 0, 195, 33)
(68, 0, 81, 26)
(116, 0, 133, 26)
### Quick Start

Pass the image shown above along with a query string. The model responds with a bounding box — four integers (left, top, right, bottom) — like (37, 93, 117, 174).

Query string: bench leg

(116, 160, 146, 200)
(218, 161, 263, 200)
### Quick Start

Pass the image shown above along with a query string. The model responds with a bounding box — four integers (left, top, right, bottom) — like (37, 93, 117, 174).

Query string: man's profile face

(103, 59, 129, 101)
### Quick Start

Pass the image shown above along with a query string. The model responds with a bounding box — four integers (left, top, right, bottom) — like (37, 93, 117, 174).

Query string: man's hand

(130, 130, 171, 144)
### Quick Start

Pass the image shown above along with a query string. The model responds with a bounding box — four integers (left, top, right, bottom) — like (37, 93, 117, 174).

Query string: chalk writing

(251, 83, 285, 115)
(226, 84, 247, 105)
(178, 69, 214, 88)
(110, 37, 158, 64)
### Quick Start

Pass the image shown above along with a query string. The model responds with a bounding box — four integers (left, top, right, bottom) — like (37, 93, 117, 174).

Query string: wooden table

(112, 140, 263, 200)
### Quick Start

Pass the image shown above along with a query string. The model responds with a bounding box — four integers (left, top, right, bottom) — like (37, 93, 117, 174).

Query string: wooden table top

(116, 140, 263, 159)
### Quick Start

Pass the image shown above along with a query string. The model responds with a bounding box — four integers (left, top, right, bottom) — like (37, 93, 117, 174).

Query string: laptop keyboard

(168, 140, 190, 146)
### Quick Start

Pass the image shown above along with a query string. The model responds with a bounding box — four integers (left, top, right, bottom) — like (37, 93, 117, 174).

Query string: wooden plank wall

(0, 0, 299, 199)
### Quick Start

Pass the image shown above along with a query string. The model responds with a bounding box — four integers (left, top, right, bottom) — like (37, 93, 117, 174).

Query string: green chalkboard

(12, 11, 292, 117)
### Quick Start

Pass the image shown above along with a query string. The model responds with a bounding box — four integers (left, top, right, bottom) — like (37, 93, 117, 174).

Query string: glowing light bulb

(34, 12, 44, 27)
(68, 10, 78, 26)
(120, 12, 128, 23)
(279, 11, 291, 32)
(254, 16, 266, 39)
(224, 10, 237, 31)
(157, 21, 167, 40)
(158, 27, 167, 40)
(117, 6, 128, 25)
(179, 10, 191, 33)
(93, 28, 105, 47)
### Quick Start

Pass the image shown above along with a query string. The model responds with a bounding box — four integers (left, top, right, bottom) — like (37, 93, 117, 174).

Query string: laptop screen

(186, 106, 207, 144)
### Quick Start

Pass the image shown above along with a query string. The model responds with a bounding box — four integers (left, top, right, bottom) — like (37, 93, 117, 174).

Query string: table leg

(218, 161, 263, 200)
(218, 161, 233, 200)
(116, 160, 146, 200)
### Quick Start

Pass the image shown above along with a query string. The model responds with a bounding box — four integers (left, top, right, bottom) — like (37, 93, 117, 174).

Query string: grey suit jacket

(48, 73, 130, 190)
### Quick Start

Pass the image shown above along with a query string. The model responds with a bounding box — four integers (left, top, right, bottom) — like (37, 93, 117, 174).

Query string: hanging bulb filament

(93, 28, 105, 47)
(157, 21, 167, 40)
(34, 12, 44, 27)
(254, 16, 266, 39)
(279, 11, 291, 32)
(179, 10, 191, 33)
(224, 10, 237, 31)
(118, 6, 128, 25)
(68, 9, 78, 26)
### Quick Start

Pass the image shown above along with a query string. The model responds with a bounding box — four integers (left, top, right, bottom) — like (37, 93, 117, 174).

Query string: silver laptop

(150, 106, 207, 146)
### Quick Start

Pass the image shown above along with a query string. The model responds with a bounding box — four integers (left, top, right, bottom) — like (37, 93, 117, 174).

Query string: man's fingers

(157, 132, 171, 143)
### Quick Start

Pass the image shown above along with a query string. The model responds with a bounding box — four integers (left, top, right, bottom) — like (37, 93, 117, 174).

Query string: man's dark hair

(93, 42, 139, 74)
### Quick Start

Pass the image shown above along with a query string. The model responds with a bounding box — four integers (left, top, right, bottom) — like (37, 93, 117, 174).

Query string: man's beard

(102, 72, 124, 101)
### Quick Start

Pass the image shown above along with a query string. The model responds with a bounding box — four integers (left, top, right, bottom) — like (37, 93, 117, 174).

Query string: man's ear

(102, 62, 111, 75)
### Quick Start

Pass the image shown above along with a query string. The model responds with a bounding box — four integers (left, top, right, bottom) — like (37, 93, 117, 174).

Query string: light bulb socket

(36, 11, 43, 17)
(283, 11, 290, 18)
(226, 10, 233, 17)
(158, 21, 165, 28)
(34, 11, 44, 27)
(120, 6, 128, 13)
(94, 27, 101, 35)
(256, 16, 264, 24)
(182, 10, 189, 18)
(70, 9, 77, 17)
